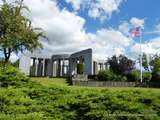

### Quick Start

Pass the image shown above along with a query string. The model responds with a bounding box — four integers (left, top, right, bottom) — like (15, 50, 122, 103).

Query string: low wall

(72, 74, 88, 81)
(72, 81, 137, 87)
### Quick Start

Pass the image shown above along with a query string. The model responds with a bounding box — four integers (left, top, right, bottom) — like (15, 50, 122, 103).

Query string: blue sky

(1, 0, 160, 61)
(60, 0, 160, 38)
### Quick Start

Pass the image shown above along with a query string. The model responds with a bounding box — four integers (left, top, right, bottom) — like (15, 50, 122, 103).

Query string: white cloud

(150, 37, 160, 50)
(130, 37, 160, 58)
(118, 17, 144, 36)
(118, 21, 130, 35)
(66, 0, 124, 21)
(23, 0, 87, 52)
(87, 28, 132, 59)
(88, 7, 100, 18)
(155, 24, 160, 32)
(131, 43, 156, 55)
(0, 0, 3, 5)
(130, 17, 144, 28)
(66, 0, 88, 10)
(2, 0, 160, 63)
(21, 0, 133, 60)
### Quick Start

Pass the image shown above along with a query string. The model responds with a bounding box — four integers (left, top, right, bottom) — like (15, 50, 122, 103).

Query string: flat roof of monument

(51, 54, 70, 60)
(22, 53, 51, 59)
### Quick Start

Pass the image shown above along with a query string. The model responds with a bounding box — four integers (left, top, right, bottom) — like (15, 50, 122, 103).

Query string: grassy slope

(1, 77, 160, 120)
(31, 77, 67, 87)
(31, 77, 160, 93)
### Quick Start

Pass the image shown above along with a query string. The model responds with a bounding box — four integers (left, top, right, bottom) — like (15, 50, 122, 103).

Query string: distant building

(19, 48, 108, 77)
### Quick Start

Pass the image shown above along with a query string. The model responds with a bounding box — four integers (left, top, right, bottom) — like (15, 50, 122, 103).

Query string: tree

(0, 0, 46, 63)
(108, 55, 135, 75)
(77, 63, 84, 74)
(151, 56, 160, 82)
(142, 53, 150, 71)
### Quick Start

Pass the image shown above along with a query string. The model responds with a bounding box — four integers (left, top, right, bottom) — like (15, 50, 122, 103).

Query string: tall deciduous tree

(142, 53, 150, 71)
(151, 56, 160, 82)
(108, 55, 135, 75)
(0, 0, 46, 63)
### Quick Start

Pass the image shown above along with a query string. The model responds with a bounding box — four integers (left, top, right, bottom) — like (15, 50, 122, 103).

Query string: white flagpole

(140, 29, 143, 83)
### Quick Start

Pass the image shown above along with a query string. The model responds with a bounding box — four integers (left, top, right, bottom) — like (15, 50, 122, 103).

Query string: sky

(1, 0, 160, 62)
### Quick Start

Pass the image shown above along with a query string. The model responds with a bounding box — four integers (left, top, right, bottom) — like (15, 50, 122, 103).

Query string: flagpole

(140, 29, 143, 83)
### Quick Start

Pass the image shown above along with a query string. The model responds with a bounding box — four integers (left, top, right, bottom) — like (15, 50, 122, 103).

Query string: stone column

(49, 59, 53, 77)
(69, 58, 74, 75)
(37, 59, 43, 77)
(93, 61, 98, 75)
(31, 58, 36, 76)
(57, 59, 61, 76)
(62, 59, 65, 76)
(35, 58, 38, 76)
(53, 60, 57, 77)
(99, 63, 103, 70)
(42, 59, 45, 77)
(103, 63, 106, 70)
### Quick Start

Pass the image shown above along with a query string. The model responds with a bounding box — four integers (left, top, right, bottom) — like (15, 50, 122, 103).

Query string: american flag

(130, 27, 141, 37)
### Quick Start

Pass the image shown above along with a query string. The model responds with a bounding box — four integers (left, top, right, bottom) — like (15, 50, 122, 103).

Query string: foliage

(151, 57, 160, 82)
(143, 72, 152, 82)
(77, 63, 84, 74)
(127, 70, 141, 82)
(0, 66, 29, 87)
(142, 53, 150, 71)
(97, 70, 127, 81)
(0, 0, 46, 63)
(31, 77, 67, 87)
(12, 59, 19, 68)
(108, 55, 135, 75)
(0, 76, 160, 120)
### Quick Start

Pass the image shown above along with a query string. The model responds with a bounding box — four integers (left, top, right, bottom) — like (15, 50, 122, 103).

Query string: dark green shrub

(97, 70, 127, 81)
(0, 66, 29, 87)
(77, 63, 84, 74)
(128, 70, 152, 83)
(128, 70, 140, 82)
(143, 72, 152, 82)
(151, 57, 160, 82)
(97, 70, 109, 81)
(152, 59, 160, 83)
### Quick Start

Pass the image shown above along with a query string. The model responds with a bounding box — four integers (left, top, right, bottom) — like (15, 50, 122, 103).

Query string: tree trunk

(3, 48, 11, 64)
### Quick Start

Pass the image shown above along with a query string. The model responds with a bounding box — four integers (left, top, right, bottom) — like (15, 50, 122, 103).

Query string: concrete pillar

(102, 63, 105, 70)
(104, 63, 107, 70)
(62, 59, 65, 76)
(37, 59, 44, 77)
(35, 58, 38, 76)
(31, 58, 36, 76)
(53, 60, 57, 77)
(69, 58, 75, 75)
(100, 63, 103, 70)
(19, 56, 31, 75)
(42, 59, 45, 76)
(49, 59, 53, 77)
(57, 59, 61, 76)
(93, 61, 98, 75)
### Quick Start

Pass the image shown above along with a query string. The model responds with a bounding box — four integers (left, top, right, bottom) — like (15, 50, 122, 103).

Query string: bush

(151, 58, 160, 82)
(143, 72, 152, 82)
(0, 66, 29, 87)
(1, 80, 160, 120)
(97, 70, 127, 81)
(77, 63, 84, 74)
(127, 70, 140, 82)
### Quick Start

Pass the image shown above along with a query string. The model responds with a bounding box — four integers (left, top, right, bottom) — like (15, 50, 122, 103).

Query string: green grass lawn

(1, 77, 160, 120)
(31, 77, 68, 87)
(31, 77, 160, 93)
